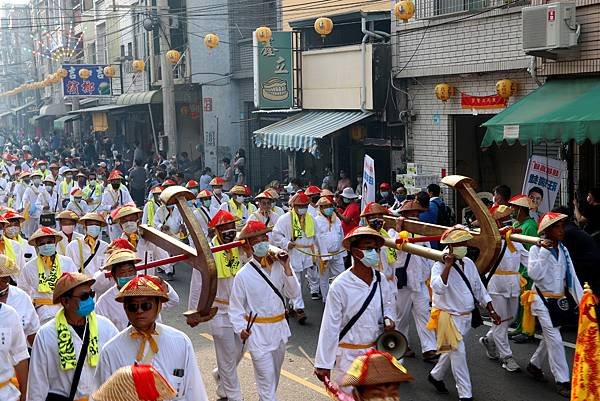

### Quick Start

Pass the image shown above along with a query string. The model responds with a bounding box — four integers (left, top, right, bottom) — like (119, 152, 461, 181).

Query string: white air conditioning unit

(522, 2, 579, 57)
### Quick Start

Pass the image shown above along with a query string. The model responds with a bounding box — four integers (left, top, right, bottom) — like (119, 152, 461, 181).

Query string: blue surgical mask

(86, 225, 101, 238)
(343, 198, 351, 204)
(76, 297, 95, 317)
(116, 275, 136, 288)
(202, 199, 212, 208)
(296, 207, 308, 215)
(381, 191, 389, 198)
(322, 207, 334, 217)
(252, 241, 270, 258)
(38, 243, 56, 256)
(396, 194, 406, 203)
(191, 188, 199, 196)
(359, 249, 380, 268)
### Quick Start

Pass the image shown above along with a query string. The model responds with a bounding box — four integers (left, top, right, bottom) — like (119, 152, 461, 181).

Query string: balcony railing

(414, 0, 529, 19)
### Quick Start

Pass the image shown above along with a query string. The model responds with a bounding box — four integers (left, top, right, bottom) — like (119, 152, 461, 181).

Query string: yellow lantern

(435, 83, 454, 102)
(132, 59, 145, 73)
(394, 0, 415, 22)
(56, 68, 68, 78)
(255, 26, 272, 43)
(166, 50, 181, 65)
(79, 68, 91, 80)
(314, 17, 333, 38)
(180, 104, 190, 116)
(204, 33, 220, 49)
(103, 66, 116, 78)
(496, 79, 517, 99)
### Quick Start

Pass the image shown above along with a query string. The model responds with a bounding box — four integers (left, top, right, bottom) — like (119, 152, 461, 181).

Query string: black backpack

(433, 198, 453, 226)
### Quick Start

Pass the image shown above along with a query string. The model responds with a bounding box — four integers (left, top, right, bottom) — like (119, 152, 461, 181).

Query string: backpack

(433, 198, 454, 226)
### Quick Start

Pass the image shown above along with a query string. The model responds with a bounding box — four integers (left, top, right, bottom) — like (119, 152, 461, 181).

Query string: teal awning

(253, 110, 373, 156)
(53, 115, 79, 131)
(117, 90, 162, 105)
(68, 104, 130, 114)
(482, 78, 600, 147)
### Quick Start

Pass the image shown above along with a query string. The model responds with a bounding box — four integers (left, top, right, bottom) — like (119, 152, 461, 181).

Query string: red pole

(104, 240, 246, 278)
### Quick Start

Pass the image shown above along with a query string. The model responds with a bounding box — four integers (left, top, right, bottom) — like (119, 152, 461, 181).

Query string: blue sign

(62, 64, 111, 97)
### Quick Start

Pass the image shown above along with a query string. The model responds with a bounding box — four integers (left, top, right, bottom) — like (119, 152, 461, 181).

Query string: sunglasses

(125, 302, 155, 313)
(71, 291, 95, 301)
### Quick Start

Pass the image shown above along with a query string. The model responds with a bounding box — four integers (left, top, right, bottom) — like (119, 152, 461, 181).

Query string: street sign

(62, 64, 111, 97)
(253, 31, 294, 109)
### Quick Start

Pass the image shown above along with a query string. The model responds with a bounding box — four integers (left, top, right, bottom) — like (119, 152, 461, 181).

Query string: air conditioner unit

(522, 2, 579, 57)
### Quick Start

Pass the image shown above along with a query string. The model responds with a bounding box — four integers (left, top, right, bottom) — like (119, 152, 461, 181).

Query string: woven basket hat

(490, 204, 512, 221)
(341, 350, 413, 387)
(538, 212, 567, 234)
(53, 272, 95, 304)
(28, 226, 63, 246)
(440, 227, 473, 244)
(0, 254, 19, 278)
(342, 226, 385, 250)
(508, 194, 534, 209)
(115, 275, 169, 303)
(237, 220, 272, 240)
(92, 364, 176, 401)
(80, 212, 108, 227)
(360, 202, 390, 218)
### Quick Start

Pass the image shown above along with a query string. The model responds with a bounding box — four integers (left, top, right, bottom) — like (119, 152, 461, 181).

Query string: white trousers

(292, 268, 309, 310)
(485, 294, 518, 359)
(430, 315, 473, 399)
(211, 319, 243, 401)
(23, 218, 38, 238)
(530, 297, 570, 383)
(250, 340, 286, 401)
(306, 265, 320, 294)
(411, 283, 437, 353)
(395, 287, 413, 342)
(319, 257, 345, 302)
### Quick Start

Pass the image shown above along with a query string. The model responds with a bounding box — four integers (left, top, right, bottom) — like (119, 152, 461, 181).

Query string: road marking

(482, 322, 576, 349)
(199, 333, 328, 396)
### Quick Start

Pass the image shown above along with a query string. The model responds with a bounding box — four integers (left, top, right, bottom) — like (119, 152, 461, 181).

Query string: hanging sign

(522, 155, 566, 213)
(62, 64, 111, 97)
(461, 94, 507, 109)
(253, 31, 294, 109)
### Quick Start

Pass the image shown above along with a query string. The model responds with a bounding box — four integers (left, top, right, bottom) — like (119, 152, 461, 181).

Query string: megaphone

(376, 330, 408, 359)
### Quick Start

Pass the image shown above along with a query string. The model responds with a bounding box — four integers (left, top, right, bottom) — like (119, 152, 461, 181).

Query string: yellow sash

(212, 237, 240, 279)
(427, 308, 463, 353)
(379, 229, 398, 264)
(37, 256, 62, 293)
(228, 199, 244, 219)
(55, 309, 99, 370)
(146, 200, 156, 228)
(1, 237, 16, 264)
(291, 209, 315, 240)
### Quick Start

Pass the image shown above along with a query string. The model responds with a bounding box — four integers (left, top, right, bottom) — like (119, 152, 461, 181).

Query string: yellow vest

(212, 237, 241, 279)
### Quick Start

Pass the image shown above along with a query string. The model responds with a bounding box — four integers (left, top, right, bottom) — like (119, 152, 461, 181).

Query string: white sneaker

(479, 337, 499, 360)
(212, 368, 226, 399)
(502, 356, 521, 372)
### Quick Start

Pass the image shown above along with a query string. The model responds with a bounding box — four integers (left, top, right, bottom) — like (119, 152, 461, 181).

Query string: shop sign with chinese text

(253, 32, 294, 109)
(62, 64, 112, 97)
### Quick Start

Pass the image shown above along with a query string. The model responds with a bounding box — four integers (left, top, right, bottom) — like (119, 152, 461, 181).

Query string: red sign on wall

(548, 9, 556, 21)
(460, 94, 507, 109)
(203, 97, 213, 112)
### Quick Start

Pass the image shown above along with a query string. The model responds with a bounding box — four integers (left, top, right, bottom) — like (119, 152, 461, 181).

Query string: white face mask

(45, 184, 54, 192)
(5, 226, 19, 238)
(214, 188, 222, 195)
(235, 195, 245, 203)
(89, 180, 96, 186)
(121, 221, 138, 234)
(447, 246, 468, 259)
(33, 178, 41, 186)
(61, 225, 75, 235)
(296, 207, 308, 216)
(86, 225, 101, 238)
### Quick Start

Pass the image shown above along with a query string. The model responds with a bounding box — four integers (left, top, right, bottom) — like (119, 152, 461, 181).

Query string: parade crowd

(0, 139, 598, 401)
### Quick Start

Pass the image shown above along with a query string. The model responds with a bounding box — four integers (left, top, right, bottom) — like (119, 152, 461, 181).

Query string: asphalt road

(161, 263, 574, 401)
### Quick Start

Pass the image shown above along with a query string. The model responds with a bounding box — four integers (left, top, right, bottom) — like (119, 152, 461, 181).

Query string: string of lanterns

(434, 79, 519, 102)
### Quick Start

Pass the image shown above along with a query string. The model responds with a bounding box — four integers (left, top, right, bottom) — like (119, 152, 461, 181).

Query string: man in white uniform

(0, 215, 26, 271)
(0, 302, 29, 401)
(427, 227, 501, 401)
(27, 272, 118, 401)
(248, 191, 280, 231)
(142, 186, 163, 228)
(17, 227, 78, 325)
(94, 275, 208, 401)
(56, 211, 84, 256)
(21, 170, 43, 237)
(524, 212, 583, 398)
(219, 185, 249, 229)
(2, 211, 36, 263)
(271, 192, 319, 324)
(0, 254, 39, 346)
(209, 177, 230, 215)
(35, 177, 62, 224)
(314, 226, 396, 390)
(100, 171, 133, 241)
(229, 220, 301, 401)
(192, 189, 213, 234)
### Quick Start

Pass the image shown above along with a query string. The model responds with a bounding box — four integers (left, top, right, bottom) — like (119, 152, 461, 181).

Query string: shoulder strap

(395, 253, 411, 289)
(339, 271, 380, 342)
(68, 321, 90, 401)
(483, 241, 508, 288)
(250, 261, 286, 311)
(452, 262, 479, 306)
(82, 240, 101, 271)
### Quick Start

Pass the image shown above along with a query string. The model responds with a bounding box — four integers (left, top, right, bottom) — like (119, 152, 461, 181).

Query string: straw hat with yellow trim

(537, 212, 567, 235)
(304, 185, 321, 196)
(237, 220, 272, 240)
(112, 205, 143, 222)
(42, 176, 56, 184)
(341, 350, 413, 387)
(208, 210, 239, 228)
(315, 196, 334, 207)
(115, 274, 169, 303)
(209, 177, 225, 186)
(0, 254, 19, 277)
(253, 191, 272, 201)
(56, 210, 80, 222)
(229, 185, 247, 195)
(342, 226, 385, 250)
(490, 204, 512, 221)
(79, 212, 107, 227)
(28, 226, 63, 246)
(196, 189, 213, 199)
(70, 188, 84, 198)
(52, 272, 95, 304)
(92, 364, 176, 401)
(103, 249, 141, 272)
(360, 202, 390, 218)
(508, 194, 534, 209)
(440, 227, 473, 244)
(3, 210, 24, 222)
(398, 200, 427, 214)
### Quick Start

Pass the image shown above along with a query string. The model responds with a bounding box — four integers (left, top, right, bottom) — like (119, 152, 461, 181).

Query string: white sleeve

(27, 330, 50, 401)
(183, 338, 209, 401)
(10, 316, 29, 365)
(430, 261, 449, 295)
(228, 276, 248, 335)
(314, 284, 343, 369)
(527, 245, 548, 282)
(271, 216, 291, 250)
(164, 282, 180, 309)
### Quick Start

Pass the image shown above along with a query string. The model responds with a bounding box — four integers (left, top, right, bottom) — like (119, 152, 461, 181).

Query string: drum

(40, 213, 56, 227)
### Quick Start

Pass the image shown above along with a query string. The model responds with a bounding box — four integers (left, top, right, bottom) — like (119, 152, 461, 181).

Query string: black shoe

(423, 350, 440, 363)
(296, 309, 307, 325)
(526, 363, 548, 382)
(511, 333, 533, 343)
(404, 346, 416, 358)
(311, 292, 321, 300)
(556, 382, 570, 398)
(428, 373, 449, 394)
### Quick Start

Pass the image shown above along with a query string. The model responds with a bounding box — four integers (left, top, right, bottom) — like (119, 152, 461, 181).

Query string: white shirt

(35, 187, 62, 214)
(27, 313, 118, 401)
(219, 199, 248, 229)
(6, 285, 40, 337)
(271, 212, 319, 271)
(314, 268, 395, 370)
(486, 241, 528, 297)
(248, 209, 280, 229)
(528, 243, 583, 303)
(0, 303, 29, 401)
(18, 255, 78, 325)
(100, 185, 133, 214)
(313, 212, 345, 262)
(6, 235, 36, 264)
(65, 236, 110, 292)
(430, 257, 492, 315)
(95, 323, 208, 401)
(192, 205, 212, 235)
(57, 231, 84, 256)
(96, 283, 180, 332)
(22, 185, 43, 217)
(142, 199, 159, 227)
(209, 192, 229, 215)
(396, 234, 431, 292)
(229, 256, 301, 353)
(66, 199, 89, 217)
(153, 205, 183, 235)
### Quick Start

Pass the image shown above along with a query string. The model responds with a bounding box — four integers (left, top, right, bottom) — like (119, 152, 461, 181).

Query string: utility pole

(158, 0, 177, 157)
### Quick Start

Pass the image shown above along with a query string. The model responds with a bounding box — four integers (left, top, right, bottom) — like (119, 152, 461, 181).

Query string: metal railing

(414, 0, 528, 19)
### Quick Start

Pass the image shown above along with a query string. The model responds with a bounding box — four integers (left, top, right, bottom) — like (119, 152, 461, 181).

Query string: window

(96, 23, 106, 64)
(82, 0, 93, 11)
(416, 0, 526, 18)
(127, 42, 132, 58)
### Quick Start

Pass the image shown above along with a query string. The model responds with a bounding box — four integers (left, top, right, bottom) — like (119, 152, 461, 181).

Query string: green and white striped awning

(253, 110, 373, 156)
